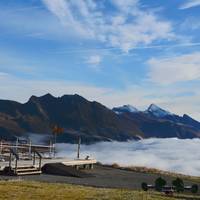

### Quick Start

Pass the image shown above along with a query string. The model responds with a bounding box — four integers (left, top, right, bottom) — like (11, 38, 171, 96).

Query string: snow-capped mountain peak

(113, 105, 139, 114)
(147, 104, 171, 117)
(123, 105, 138, 112)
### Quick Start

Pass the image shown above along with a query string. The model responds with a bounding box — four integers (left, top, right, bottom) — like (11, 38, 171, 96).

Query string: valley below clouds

(57, 138, 200, 176)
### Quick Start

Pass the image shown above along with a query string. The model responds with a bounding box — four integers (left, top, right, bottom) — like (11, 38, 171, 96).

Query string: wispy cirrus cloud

(86, 55, 101, 65)
(86, 55, 102, 70)
(180, 0, 200, 9)
(42, 0, 174, 52)
(0, 72, 9, 77)
(0, 4, 76, 41)
(147, 52, 200, 85)
(181, 17, 200, 31)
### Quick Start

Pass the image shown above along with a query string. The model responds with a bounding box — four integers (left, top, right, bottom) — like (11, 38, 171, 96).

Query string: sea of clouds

(56, 138, 200, 176)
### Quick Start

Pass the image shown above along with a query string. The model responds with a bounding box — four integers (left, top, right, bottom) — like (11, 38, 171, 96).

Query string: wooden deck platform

(0, 141, 96, 176)
(0, 157, 97, 176)
(0, 158, 97, 170)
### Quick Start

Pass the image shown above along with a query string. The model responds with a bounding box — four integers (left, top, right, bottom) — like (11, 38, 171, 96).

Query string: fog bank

(56, 138, 200, 176)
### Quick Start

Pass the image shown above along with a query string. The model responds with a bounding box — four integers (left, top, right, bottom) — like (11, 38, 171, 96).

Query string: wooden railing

(32, 149, 42, 170)
(0, 141, 54, 155)
(8, 147, 42, 172)
(9, 148, 19, 174)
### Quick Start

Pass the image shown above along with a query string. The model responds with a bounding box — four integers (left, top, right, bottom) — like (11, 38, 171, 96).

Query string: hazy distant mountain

(114, 103, 172, 117)
(146, 104, 171, 117)
(113, 104, 200, 139)
(0, 94, 200, 143)
(113, 105, 139, 114)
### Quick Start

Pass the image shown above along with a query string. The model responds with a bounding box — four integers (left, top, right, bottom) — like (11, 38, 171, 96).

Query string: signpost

(52, 125, 64, 157)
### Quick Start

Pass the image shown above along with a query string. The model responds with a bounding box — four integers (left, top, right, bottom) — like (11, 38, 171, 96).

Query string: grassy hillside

(107, 164, 200, 183)
(0, 181, 199, 200)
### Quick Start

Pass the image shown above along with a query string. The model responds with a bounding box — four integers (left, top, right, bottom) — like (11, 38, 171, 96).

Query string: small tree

(155, 177, 166, 192)
(172, 178, 184, 193)
(191, 184, 198, 194)
(141, 182, 148, 191)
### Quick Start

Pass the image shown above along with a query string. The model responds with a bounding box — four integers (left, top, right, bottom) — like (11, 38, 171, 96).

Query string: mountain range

(0, 94, 200, 143)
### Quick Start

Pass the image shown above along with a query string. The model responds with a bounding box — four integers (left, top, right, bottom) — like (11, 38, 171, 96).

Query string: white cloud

(42, 0, 174, 52)
(180, 0, 200, 9)
(57, 138, 200, 176)
(0, 74, 110, 103)
(181, 17, 200, 31)
(147, 52, 200, 85)
(86, 55, 102, 66)
(0, 72, 9, 77)
(0, 4, 80, 41)
(99, 84, 200, 121)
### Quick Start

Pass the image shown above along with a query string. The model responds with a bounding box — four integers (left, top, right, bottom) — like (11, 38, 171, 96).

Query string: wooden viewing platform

(0, 142, 54, 154)
(0, 140, 97, 176)
(0, 158, 97, 170)
(0, 158, 97, 176)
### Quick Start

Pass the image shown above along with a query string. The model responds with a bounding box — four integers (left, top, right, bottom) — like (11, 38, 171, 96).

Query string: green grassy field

(0, 181, 199, 200)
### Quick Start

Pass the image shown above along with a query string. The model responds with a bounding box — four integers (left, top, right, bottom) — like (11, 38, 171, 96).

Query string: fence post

(9, 151, 12, 169)
(15, 157, 18, 174)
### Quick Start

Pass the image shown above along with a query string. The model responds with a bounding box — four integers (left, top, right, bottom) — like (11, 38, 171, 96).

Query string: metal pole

(16, 137, 18, 151)
(9, 151, 12, 168)
(29, 139, 32, 158)
(77, 136, 81, 159)
(33, 151, 36, 166)
(49, 140, 52, 157)
(54, 133, 57, 158)
(0, 141, 2, 154)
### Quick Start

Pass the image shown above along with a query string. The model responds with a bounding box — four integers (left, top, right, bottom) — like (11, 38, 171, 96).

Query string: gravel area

(0, 164, 199, 193)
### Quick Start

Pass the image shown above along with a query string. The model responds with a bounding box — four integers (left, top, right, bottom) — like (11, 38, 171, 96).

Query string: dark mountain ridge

(0, 94, 142, 143)
(0, 94, 200, 143)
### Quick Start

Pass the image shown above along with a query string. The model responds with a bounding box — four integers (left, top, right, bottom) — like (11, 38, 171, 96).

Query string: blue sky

(1, 0, 200, 119)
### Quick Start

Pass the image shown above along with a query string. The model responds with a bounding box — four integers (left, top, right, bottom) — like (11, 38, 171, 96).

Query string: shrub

(191, 184, 198, 193)
(111, 163, 120, 168)
(141, 182, 148, 191)
(172, 178, 184, 192)
(155, 177, 166, 192)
